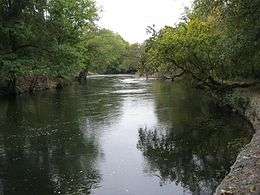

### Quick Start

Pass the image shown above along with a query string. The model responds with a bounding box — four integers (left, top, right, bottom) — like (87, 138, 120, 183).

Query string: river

(0, 75, 253, 195)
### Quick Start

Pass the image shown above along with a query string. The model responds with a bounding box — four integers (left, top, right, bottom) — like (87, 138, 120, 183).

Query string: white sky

(96, 0, 193, 43)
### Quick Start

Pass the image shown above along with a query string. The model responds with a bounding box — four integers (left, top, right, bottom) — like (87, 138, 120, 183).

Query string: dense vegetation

(139, 0, 260, 94)
(0, 0, 259, 96)
(84, 29, 141, 74)
(0, 0, 139, 95)
(0, 0, 97, 92)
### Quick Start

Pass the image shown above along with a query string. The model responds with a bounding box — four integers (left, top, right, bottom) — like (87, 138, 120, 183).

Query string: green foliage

(0, 0, 98, 86)
(0, 0, 137, 94)
(121, 43, 144, 73)
(84, 28, 141, 74)
(193, 0, 260, 79)
(85, 29, 129, 74)
(223, 91, 250, 114)
(139, 0, 260, 86)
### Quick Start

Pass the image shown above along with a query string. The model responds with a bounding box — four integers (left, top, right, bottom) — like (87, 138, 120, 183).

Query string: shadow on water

(0, 77, 123, 195)
(137, 80, 253, 195)
(0, 97, 100, 195)
(0, 76, 254, 195)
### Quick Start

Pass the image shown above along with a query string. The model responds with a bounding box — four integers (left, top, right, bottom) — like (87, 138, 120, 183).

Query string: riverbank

(0, 73, 137, 96)
(0, 76, 71, 96)
(216, 86, 260, 195)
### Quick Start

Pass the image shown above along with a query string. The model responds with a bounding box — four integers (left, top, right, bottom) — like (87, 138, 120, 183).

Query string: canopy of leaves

(139, 0, 260, 90)
(0, 0, 139, 94)
(0, 0, 98, 81)
(85, 29, 129, 74)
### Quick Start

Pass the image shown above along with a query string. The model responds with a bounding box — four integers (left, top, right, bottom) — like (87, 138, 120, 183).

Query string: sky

(96, 0, 193, 43)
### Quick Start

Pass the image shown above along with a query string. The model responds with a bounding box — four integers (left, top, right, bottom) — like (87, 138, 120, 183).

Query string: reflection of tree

(0, 77, 122, 195)
(0, 98, 100, 195)
(77, 76, 123, 129)
(151, 80, 210, 128)
(138, 80, 253, 194)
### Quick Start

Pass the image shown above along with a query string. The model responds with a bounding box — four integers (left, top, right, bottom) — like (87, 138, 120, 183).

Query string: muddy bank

(0, 76, 68, 96)
(216, 90, 260, 195)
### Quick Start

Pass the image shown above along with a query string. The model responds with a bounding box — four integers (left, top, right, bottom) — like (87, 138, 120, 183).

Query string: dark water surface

(0, 75, 253, 195)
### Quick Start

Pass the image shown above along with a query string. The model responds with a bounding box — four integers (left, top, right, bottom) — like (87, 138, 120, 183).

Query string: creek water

(0, 75, 253, 195)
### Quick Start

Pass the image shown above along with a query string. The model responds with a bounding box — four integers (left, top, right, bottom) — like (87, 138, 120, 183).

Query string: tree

(193, 0, 260, 78)
(0, 0, 98, 94)
(139, 0, 260, 93)
(121, 43, 143, 73)
(85, 29, 129, 74)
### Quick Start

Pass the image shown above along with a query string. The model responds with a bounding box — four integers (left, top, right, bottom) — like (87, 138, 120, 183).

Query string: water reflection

(0, 76, 253, 195)
(0, 77, 123, 195)
(137, 81, 252, 194)
(0, 99, 100, 195)
(73, 77, 123, 128)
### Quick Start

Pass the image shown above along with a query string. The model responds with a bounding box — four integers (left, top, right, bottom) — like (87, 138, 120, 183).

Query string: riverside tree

(85, 29, 130, 74)
(0, 0, 98, 93)
(139, 0, 260, 92)
(0, 0, 145, 95)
